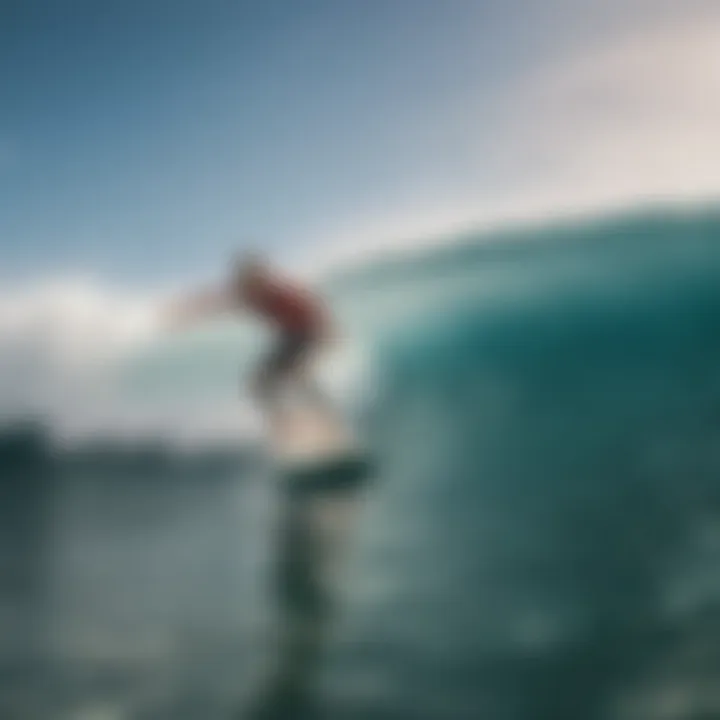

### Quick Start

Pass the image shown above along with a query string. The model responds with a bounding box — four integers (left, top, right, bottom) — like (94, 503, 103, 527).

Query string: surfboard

(271, 401, 356, 465)
(268, 378, 374, 494)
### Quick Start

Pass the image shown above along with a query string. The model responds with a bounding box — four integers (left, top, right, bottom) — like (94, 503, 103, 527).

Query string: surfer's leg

(261, 334, 311, 396)
(252, 332, 337, 437)
(296, 369, 336, 418)
(294, 338, 341, 423)
(265, 330, 333, 412)
(250, 333, 309, 436)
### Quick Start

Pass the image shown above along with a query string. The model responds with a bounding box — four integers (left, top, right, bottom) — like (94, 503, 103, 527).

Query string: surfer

(166, 253, 335, 431)
(167, 254, 369, 719)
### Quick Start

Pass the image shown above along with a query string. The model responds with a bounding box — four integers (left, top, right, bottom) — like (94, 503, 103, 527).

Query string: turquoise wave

(320, 203, 720, 717)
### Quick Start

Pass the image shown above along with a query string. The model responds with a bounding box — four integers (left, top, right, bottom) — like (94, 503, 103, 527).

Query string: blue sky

(1, 0, 715, 287)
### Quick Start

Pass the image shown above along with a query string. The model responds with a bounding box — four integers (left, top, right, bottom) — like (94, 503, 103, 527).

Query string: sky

(2, 0, 718, 290)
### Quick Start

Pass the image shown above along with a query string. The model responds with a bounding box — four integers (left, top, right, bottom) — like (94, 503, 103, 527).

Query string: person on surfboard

(166, 255, 364, 720)
(166, 253, 335, 429)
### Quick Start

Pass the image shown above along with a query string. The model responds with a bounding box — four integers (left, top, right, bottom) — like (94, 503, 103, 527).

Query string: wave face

(319, 205, 720, 719)
(4, 204, 720, 719)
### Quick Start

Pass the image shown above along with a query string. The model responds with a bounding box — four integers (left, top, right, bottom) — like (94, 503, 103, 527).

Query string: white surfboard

(270, 399, 360, 469)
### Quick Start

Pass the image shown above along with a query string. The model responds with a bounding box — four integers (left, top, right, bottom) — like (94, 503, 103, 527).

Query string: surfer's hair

(234, 251, 268, 279)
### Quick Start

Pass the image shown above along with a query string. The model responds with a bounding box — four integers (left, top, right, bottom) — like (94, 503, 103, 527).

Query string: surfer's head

(234, 251, 269, 290)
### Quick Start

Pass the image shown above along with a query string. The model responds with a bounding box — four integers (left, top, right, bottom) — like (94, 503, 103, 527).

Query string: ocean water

(3, 204, 720, 719)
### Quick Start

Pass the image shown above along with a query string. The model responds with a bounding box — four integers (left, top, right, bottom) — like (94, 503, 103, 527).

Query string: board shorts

(268, 329, 316, 375)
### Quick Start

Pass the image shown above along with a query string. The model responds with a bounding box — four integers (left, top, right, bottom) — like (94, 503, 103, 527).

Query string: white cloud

(510, 12, 720, 200)
(0, 278, 171, 440)
(0, 277, 159, 366)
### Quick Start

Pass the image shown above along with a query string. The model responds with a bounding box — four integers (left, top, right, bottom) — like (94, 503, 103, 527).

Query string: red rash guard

(242, 279, 324, 336)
